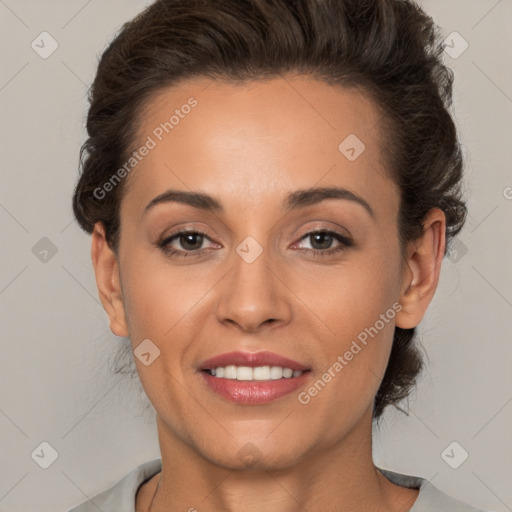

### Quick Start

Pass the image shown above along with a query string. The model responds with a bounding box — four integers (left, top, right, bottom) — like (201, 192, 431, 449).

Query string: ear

(91, 222, 129, 337)
(395, 208, 446, 329)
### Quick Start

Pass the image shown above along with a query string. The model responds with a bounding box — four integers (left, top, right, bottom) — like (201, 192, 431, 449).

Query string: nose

(215, 248, 292, 333)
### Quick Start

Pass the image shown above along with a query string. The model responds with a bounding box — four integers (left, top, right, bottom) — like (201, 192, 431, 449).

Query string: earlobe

(91, 222, 129, 337)
(395, 208, 446, 329)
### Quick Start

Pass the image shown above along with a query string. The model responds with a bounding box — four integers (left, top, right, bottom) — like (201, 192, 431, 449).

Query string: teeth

(253, 366, 271, 380)
(236, 366, 253, 380)
(210, 365, 303, 381)
(224, 365, 237, 379)
(269, 366, 283, 379)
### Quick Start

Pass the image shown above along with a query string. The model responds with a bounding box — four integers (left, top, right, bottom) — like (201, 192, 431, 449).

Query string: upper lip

(199, 351, 309, 371)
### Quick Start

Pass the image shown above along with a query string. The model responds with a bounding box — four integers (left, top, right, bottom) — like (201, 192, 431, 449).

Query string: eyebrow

(142, 186, 374, 218)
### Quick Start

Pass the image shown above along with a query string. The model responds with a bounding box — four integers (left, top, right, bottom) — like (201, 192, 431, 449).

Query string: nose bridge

(215, 239, 291, 331)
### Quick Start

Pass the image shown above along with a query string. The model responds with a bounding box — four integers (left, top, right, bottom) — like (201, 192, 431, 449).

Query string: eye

(157, 230, 218, 257)
(293, 229, 352, 256)
(156, 228, 352, 259)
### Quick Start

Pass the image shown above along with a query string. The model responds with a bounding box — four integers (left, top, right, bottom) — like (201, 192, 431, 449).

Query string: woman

(68, 0, 485, 510)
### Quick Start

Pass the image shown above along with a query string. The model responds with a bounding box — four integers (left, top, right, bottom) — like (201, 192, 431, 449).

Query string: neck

(143, 409, 417, 512)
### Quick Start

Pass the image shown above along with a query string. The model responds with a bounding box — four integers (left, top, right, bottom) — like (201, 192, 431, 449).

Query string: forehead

(123, 75, 397, 216)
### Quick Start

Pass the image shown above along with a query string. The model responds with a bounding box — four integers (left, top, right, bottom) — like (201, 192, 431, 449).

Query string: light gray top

(66, 458, 486, 512)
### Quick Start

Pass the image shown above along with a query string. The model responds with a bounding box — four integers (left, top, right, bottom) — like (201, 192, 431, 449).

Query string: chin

(198, 439, 307, 472)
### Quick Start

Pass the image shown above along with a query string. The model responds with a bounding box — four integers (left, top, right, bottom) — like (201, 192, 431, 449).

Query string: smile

(199, 351, 311, 404)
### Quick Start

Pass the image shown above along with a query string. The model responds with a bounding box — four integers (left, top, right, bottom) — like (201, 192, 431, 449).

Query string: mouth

(198, 351, 311, 404)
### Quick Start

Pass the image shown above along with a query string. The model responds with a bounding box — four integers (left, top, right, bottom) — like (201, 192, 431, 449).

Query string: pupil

(181, 233, 203, 250)
(311, 233, 332, 250)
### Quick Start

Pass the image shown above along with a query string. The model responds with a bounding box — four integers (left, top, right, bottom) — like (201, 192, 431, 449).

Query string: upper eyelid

(295, 224, 352, 240)
(292, 230, 352, 249)
(161, 229, 214, 245)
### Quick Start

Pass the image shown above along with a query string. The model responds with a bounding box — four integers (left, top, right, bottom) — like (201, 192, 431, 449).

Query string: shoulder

(379, 468, 488, 512)
(66, 458, 162, 512)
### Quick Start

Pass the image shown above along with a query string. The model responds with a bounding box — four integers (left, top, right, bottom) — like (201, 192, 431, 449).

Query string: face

(93, 75, 443, 471)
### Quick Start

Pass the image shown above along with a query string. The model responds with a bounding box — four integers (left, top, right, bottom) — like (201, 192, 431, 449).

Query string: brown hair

(72, 0, 466, 419)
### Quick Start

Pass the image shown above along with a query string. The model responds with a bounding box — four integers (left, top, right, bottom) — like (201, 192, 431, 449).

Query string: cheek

(119, 250, 212, 339)
(297, 283, 398, 430)
(297, 249, 402, 341)
(295, 247, 402, 403)
(118, 257, 209, 409)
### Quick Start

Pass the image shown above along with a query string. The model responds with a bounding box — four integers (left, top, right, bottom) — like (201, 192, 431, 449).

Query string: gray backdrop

(1, 1, 511, 511)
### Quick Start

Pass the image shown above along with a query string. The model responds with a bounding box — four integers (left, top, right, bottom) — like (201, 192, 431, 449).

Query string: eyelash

(156, 228, 352, 259)
(157, 229, 214, 258)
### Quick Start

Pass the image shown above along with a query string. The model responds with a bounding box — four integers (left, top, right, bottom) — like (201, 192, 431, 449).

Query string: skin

(91, 75, 446, 511)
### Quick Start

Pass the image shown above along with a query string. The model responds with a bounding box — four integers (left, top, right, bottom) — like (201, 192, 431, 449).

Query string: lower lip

(201, 371, 310, 404)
